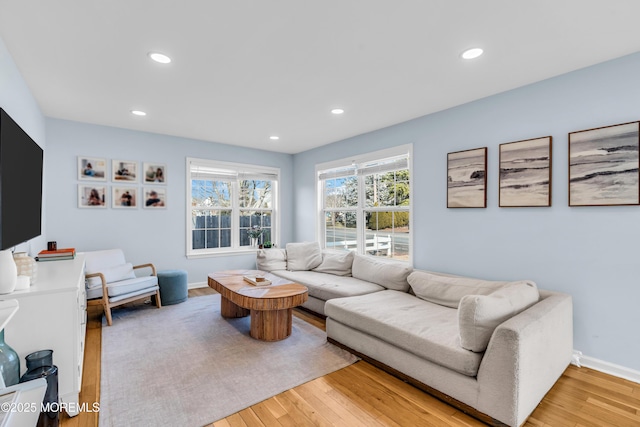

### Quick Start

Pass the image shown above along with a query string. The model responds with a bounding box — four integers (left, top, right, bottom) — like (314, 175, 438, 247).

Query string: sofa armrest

(476, 291, 573, 426)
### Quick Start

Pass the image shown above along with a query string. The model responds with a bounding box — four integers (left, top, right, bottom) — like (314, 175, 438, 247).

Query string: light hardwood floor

(61, 288, 640, 427)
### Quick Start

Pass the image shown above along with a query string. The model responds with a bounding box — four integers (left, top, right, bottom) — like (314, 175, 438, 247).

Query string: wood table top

(208, 270, 308, 311)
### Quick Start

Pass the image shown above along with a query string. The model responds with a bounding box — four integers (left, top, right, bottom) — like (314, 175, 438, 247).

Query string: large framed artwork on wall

(447, 147, 487, 208)
(499, 136, 552, 207)
(569, 121, 639, 206)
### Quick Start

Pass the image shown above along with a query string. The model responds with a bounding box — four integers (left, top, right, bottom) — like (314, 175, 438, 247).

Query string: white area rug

(99, 294, 357, 427)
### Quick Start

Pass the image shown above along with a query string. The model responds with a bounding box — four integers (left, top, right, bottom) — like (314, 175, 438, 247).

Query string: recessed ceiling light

(131, 110, 147, 116)
(148, 52, 172, 64)
(461, 48, 484, 60)
(331, 108, 344, 115)
(269, 136, 280, 140)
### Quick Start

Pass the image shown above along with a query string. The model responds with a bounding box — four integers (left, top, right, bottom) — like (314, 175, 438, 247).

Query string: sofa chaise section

(326, 286, 573, 427)
(325, 289, 484, 376)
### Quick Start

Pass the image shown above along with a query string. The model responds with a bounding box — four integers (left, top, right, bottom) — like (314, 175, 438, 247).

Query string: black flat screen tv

(0, 108, 43, 250)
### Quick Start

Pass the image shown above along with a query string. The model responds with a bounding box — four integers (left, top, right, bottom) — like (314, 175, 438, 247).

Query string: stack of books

(243, 275, 271, 286)
(36, 248, 76, 262)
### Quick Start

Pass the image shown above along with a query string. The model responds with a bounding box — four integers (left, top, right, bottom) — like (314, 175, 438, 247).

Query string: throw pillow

(458, 280, 540, 352)
(285, 242, 323, 271)
(256, 248, 287, 271)
(351, 255, 412, 291)
(86, 262, 136, 288)
(312, 250, 354, 276)
(408, 270, 506, 308)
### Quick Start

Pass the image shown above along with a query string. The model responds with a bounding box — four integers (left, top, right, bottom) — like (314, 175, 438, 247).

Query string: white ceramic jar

(13, 252, 38, 284)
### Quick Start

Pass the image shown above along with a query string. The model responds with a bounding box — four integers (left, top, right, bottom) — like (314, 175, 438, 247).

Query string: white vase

(250, 237, 259, 248)
(0, 250, 17, 294)
(13, 252, 37, 284)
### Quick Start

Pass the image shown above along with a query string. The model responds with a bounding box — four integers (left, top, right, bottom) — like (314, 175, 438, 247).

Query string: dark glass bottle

(20, 350, 59, 427)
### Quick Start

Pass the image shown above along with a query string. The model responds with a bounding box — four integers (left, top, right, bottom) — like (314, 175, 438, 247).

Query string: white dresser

(0, 254, 86, 416)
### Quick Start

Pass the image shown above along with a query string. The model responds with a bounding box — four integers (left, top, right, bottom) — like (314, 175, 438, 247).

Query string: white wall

(45, 118, 294, 285)
(0, 37, 47, 253)
(293, 52, 640, 372)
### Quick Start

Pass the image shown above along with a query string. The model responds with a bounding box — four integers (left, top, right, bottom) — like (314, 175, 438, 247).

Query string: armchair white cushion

(85, 248, 127, 274)
(86, 262, 135, 289)
(84, 249, 161, 325)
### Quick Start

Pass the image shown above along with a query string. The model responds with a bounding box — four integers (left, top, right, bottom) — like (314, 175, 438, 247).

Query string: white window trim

(186, 157, 280, 258)
(315, 144, 413, 265)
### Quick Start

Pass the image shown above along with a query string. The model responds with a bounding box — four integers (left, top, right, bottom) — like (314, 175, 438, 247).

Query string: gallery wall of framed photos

(77, 156, 167, 209)
(446, 120, 639, 208)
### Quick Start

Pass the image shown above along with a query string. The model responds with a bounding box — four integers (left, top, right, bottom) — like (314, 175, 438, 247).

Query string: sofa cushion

(286, 242, 323, 271)
(351, 255, 412, 292)
(271, 270, 384, 301)
(86, 262, 136, 288)
(256, 248, 287, 271)
(408, 270, 507, 308)
(325, 290, 483, 376)
(312, 250, 354, 276)
(458, 280, 540, 352)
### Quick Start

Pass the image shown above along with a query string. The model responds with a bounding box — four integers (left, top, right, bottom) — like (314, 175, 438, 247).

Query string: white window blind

(317, 166, 357, 180)
(318, 154, 408, 179)
(358, 156, 409, 176)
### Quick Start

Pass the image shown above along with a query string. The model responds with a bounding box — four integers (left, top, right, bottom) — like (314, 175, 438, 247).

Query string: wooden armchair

(84, 249, 161, 325)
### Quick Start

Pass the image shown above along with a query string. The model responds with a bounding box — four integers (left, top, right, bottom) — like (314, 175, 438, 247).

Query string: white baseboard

(188, 281, 208, 289)
(572, 350, 640, 384)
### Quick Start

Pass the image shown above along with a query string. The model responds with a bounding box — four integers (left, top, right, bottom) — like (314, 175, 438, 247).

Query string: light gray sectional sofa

(256, 242, 573, 427)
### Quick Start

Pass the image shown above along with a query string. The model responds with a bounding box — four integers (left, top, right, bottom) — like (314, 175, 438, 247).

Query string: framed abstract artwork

(499, 136, 552, 207)
(447, 147, 487, 208)
(569, 121, 639, 206)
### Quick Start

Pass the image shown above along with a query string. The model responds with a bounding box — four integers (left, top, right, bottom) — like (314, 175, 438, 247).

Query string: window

(187, 158, 279, 257)
(317, 145, 412, 262)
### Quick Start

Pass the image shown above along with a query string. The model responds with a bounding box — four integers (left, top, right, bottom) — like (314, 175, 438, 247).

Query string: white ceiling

(1, 1, 640, 154)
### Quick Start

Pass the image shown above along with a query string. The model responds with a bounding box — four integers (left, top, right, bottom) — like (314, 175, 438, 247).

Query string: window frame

(186, 157, 280, 258)
(316, 144, 413, 264)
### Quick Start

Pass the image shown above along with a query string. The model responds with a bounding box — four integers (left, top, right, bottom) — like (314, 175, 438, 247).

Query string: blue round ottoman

(157, 269, 188, 305)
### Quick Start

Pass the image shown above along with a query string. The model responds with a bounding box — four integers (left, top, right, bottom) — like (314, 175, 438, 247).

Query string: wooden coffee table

(208, 270, 308, 341)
